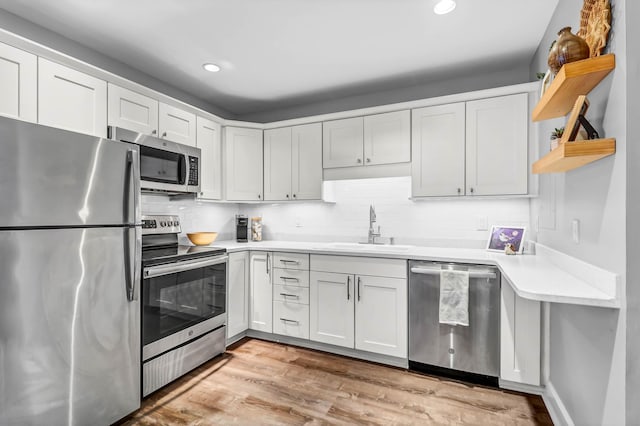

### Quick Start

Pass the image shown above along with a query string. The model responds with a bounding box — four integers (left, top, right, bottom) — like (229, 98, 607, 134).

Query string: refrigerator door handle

(132, 225, 141, 301)
(125, 148, 141, 225)
(124, 226, 140, 302)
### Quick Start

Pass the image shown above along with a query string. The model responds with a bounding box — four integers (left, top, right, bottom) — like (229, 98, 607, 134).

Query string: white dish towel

(439, 269, 470, 326)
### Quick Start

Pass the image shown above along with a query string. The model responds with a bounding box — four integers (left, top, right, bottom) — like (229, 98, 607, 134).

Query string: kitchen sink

(321, 242, 413, 252)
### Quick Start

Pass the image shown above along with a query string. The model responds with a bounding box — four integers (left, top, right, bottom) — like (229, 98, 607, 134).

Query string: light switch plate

(476, 215, 488, 231)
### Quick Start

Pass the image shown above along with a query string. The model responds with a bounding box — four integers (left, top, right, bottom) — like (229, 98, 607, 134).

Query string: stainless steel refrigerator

(0, 117, 142, 425)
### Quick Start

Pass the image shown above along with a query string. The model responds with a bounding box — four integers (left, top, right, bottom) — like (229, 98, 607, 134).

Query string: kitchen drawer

(272, 267, 309, 287)
(273, 284, 310, 305)
(311, 254, 407, 279)
(273, 301, 309, 339)
(273, 252, 309, 271)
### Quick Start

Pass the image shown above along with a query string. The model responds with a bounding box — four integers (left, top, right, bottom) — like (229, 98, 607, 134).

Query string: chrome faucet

(368, 204, 381, 244)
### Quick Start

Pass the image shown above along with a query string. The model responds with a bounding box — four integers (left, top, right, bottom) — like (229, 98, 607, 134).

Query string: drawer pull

(279, 293, 300, 299)
(280, 318, 299, 325)
(280, 276, 299, 281)
(280, 259, 300, 265)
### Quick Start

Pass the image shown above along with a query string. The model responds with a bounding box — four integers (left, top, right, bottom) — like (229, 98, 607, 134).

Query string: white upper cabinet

(38, 58, 107, 137)
(363, 110, 411, 165)
(291, 123, 322, 200)
(412, 93, 529, 197)
(107, 84, 158, 135)
(0, 41, 36, 122)
(196, 116, 222, 200)
(265, 123, 322, 201)
(224, 127, 264, 201)
(323, 116, 363, 168)
(323, 111, 411, 170)
(466, 93, 528, 196)
(412, 103, 466, 197)
(264, 127, 292, 201)
(159, 102, 196, 146)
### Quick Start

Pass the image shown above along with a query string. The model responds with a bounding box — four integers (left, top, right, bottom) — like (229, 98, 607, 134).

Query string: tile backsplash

(142, 177, 531, 248)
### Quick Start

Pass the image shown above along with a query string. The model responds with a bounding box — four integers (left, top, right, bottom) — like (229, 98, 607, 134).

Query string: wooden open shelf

(532, 54, 615, 121)
(532, 138, 616, 174)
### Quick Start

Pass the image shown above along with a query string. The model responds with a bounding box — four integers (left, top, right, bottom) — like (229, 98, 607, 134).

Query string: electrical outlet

(572, 219, 580, 243)
(476, 215, 488, 231)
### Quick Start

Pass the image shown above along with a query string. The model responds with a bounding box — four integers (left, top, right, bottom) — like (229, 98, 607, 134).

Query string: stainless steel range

(141, 215, 227, 397)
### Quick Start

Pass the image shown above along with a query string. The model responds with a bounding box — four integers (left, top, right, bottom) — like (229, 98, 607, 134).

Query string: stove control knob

(174, 221, 180, 227)
(160, 221, 166, 227)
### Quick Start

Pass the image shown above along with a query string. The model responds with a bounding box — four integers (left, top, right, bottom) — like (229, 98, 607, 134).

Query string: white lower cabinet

(500, 277, 541, 386)
(227, 251, 250, 339)
(309, 255, 407, 358)
(273, 301, 309, 339)
(250, 251, 272, 333)
(271, 252, 310, 339)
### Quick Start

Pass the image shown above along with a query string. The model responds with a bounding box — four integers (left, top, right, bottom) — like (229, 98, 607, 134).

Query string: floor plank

(123, 338, 552, 425)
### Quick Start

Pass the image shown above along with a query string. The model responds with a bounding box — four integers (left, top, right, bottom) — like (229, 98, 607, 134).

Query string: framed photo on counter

(486, 225, 526, 254)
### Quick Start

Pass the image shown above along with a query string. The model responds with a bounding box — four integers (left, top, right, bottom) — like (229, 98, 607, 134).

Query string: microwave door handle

(180, 155, 187, 185)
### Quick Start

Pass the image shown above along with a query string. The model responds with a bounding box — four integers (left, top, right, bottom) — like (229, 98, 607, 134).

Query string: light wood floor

(123, 338, 552, 425)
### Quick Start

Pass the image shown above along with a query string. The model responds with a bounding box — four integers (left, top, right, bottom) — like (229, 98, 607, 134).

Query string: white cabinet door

(159, 102, 196, 146)
(500, 278, 541, 386)
(0, 41, 36, 122)
(227, 251, 250, 339)
(107, 83, 158, 135)
(250, 252, 272, 333)
(354, 275, 407, 358)
(292, 122, 322, 200)
(309, 271, 354, 348)
(466, 93, 528, 196)
(196, 116, 222, 200)
(411, 103, 466, 197)
(322, 117, 363, 168)
(264, 127, 292, 201)
(224, 127, 264, 201)
(363, 110, 410, 166)
(38, 58, 107, 137)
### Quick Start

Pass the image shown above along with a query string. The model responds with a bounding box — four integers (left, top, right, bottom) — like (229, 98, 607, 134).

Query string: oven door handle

(144, 255, 228, 278)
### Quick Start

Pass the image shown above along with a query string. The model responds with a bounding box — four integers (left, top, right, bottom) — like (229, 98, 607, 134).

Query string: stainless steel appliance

(408, 261, 500, 386)
(141, 215, 227, 396)
(236, 215, 248, 242)
(0, 117, 141, 425)
(108, 126, 201, 195)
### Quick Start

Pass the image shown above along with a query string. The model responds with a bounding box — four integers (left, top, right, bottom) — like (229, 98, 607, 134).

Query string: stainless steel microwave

(108, 126, 200, 195)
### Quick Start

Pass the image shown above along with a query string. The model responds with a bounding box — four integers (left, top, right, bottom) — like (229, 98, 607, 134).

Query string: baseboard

(226, 330, 247, 346)
(498, 379, 544, 395)
(542, 381, 574, 426)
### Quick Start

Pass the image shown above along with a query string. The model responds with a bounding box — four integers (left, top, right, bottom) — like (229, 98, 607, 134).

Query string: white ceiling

(0, 0, 559, 117)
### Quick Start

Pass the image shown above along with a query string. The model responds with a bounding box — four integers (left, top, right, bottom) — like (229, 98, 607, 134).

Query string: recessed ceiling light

(434, 0, 456, 15)
(203, 63, 221, 73)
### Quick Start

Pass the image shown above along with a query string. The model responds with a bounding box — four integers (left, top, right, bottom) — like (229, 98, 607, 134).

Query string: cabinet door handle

(366, 158, 371, 163)
(357, 276, 361, 301)
(356, 158, 362, 164)
(162, 131, 167, 137)
(151, 129, 157, 135)
(347, 276, 351, 300)
(292, 194, 297, 198)
(286, 194, 289, 198)
(469, 187, 474, 194)
(258, 194, 261, 199)
(279, 293, 300, 299)
(457, 188, 461, 194)
(266, 253, 270, 274)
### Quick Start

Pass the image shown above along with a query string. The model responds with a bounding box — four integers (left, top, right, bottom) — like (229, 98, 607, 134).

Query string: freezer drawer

(408, 261, 500, 382)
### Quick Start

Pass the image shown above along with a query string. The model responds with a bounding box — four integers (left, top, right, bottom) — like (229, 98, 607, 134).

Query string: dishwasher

(408, 260, 500, 386)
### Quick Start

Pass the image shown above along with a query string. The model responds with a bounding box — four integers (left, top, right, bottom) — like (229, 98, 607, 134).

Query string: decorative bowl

(187, 232, 218, 246)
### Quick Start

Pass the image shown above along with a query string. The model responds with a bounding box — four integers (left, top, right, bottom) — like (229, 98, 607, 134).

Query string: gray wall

(0, 8, 235, 119)
(238, 62, 531, 122)
(529, 0, 626, 424)
(626, 0, 639, 421)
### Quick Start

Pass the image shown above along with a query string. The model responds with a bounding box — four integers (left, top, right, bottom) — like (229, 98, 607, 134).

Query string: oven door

(142, 255, 227, 361)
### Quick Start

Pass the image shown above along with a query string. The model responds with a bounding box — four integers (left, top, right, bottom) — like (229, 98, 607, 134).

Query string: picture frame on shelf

(486, 225, 527, 254)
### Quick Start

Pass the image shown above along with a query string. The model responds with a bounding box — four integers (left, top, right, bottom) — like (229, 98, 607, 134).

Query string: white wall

(239, 177, 530, 248)
(529, 0, 627, 424)
(625, 0, 640, 420)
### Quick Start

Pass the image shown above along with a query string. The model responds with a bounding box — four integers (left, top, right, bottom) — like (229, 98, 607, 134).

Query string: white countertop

(211, 240, 621, 309)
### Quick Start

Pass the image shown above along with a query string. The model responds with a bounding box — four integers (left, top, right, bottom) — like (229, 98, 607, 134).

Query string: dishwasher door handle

(410, 266, 497, 280)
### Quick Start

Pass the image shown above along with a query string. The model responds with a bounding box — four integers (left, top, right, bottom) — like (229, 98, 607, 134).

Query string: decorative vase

(547, 27, 590, 74)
